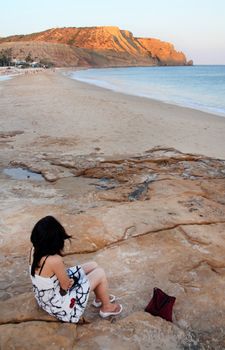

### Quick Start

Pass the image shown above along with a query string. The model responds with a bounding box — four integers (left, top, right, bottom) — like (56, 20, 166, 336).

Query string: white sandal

(99, 304, 123, 318)
(92, 294, 116, 308)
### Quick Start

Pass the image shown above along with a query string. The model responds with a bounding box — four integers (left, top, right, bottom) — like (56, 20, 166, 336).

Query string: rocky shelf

(0, 147, 225, 349)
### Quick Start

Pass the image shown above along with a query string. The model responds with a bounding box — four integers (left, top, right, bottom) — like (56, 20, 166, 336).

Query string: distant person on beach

(29, 216, 122, 323)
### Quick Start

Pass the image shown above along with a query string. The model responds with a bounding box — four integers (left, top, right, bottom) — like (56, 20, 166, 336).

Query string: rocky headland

(0, 71, 225, 349)
(0, 26, 192, 67)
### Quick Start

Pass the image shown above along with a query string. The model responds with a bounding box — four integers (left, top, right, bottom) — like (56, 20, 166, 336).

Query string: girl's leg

(87, 267, 121, 313)
(81, 261, 98, 275)
(82, 262, 103, 303)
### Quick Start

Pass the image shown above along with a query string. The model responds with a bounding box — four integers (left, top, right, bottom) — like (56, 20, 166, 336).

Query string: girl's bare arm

(49, 255, 73, 291)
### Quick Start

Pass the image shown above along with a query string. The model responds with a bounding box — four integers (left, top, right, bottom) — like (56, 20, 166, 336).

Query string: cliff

(137, 37, 193, 66)
(0, 26, 192, 67)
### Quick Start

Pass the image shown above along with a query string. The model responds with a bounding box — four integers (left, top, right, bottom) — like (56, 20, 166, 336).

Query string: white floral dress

(29, 261, 90, 323)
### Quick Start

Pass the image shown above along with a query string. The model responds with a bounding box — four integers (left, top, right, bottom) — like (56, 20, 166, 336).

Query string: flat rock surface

(0, 146, 225, 349)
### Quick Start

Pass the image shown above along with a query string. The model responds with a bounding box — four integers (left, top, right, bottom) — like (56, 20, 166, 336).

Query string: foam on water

(0, 75, 12, 82)
(69, 66, 225, 117)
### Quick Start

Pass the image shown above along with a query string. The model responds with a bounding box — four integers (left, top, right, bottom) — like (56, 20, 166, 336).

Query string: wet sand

(0, 69, 225, 160)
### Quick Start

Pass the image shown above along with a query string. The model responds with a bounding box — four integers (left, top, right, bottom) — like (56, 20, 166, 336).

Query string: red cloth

(145, 287, 176, 322)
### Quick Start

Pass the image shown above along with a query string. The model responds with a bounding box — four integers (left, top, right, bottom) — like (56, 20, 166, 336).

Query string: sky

(1, 0, 225, 64)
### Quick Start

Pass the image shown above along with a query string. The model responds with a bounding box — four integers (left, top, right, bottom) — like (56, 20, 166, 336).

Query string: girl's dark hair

(30, 216, 71, 276)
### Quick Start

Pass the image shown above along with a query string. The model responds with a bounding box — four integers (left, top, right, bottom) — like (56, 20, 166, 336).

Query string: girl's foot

(92, 294, 116, 308)
(99, 303, 123, 318)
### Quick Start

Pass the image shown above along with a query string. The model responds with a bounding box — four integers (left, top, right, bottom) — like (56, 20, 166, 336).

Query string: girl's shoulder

(47, 254, 63, 264)
(46, 254, 65, 275)
(39, 254, 64, 275)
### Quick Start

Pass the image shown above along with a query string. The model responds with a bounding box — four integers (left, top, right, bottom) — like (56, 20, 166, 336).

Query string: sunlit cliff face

(0, 26, 191, 67)
(137, 38, 187, 65)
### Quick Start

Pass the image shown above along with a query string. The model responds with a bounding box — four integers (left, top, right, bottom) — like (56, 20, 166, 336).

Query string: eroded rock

(75, 312, 199, 350)
(0, 321, 76, 350)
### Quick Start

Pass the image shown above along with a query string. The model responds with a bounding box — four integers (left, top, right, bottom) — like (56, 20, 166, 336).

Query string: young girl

(29, 215, 122, 323)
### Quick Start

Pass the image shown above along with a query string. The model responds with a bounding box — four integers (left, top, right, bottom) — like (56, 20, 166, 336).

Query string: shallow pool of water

(3, 167, 44, 181)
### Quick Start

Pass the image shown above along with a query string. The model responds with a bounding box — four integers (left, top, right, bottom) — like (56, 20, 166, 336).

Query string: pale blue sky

(1, 0, 225, 64)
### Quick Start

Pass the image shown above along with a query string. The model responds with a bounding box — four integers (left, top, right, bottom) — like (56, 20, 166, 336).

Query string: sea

(0, 75, 12, 82)
(69, 65, 225, 117)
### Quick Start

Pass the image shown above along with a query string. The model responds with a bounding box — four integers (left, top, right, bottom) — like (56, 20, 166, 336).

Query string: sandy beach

(0, 69, 225, 161)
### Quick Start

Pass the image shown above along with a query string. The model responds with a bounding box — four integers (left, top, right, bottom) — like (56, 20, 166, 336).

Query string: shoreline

(2, 65, 225, 118)
(66, 66, 225, 118)
(69, 72, 225, 119)
(1, 69, 225, 160)
(65, 69, 225, 124)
